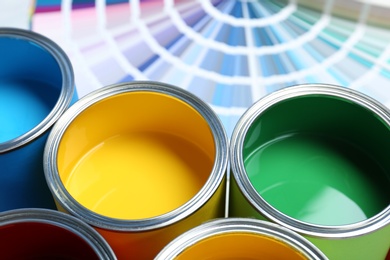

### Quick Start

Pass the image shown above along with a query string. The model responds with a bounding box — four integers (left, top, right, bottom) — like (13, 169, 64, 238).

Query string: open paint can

(0, 28, 76, 210)
(229, 84, 390, 260)
(155, 218, 327, 259)
(44, 81, 228, 259)
(0, 208, 116, 259)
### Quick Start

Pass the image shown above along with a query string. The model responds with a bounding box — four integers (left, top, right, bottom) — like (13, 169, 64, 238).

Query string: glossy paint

(245, 133, 387, 226)
(241, 94, 390, 226)
(58, 92, 214, 219)
(0, 80, 59, 143)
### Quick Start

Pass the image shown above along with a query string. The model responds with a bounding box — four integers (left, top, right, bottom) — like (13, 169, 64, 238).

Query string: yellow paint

(176, 232, 308, 260)
(57, 91, 215, 219)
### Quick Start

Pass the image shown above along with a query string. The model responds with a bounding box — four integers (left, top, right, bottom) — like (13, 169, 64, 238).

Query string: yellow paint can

(44, 81, 228, 259)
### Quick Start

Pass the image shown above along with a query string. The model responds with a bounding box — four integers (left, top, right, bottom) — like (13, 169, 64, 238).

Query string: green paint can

(229, 84, 390, 260)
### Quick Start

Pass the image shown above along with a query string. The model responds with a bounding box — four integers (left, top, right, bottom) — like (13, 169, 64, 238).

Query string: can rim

(155, 217, 328, 259)
(44, 81, 228, 231)
(0, 208, 116, 259)
(0, 28, 74, 153)
(230, 83, 390, 239)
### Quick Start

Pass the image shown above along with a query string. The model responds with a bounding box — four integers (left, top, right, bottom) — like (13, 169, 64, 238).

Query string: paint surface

(176, 232, 308, 259)
(58, 91, 215, 220)
(0, 222, 98, 259)
(63, 132, 212, 219)
(0, 80, 59, 143)
(245, 133, 388, 226)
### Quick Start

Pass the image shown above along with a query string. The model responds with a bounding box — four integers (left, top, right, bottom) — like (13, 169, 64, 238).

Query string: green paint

(245, 133, 387, 225)
(242, 95, 390, 226)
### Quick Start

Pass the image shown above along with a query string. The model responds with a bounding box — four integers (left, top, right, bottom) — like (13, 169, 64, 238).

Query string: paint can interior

(229, 84, 390, 260)
(0, 28, 75, 210)
(44, 81, 228, 259)
(155, 218, 327, 259)
(0, 208, 116, 259)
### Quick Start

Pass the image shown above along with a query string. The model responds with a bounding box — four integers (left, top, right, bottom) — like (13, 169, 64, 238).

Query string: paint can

(229, 84, 390, 260)
(0, 28, 76, 211)
(155, 217, 327, 259)
(0, 208, 116, 259)
(44, 81, 228, 259)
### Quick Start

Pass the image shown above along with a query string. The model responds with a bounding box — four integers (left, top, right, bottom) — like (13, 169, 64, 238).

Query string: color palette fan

(32, 0, 390, 136)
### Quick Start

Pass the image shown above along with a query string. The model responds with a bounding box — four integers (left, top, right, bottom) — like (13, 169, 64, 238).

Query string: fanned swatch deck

(32, 0, 390, 135)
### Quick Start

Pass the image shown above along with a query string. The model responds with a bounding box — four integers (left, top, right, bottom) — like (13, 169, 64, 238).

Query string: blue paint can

(0, 28, 76, 211)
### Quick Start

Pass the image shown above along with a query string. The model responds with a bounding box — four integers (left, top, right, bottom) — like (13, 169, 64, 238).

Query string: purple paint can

(0, 28, 76, 210)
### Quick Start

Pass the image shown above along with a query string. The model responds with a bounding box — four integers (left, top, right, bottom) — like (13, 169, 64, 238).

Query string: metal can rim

(0, 208, 116, 259)
(155, 217, 328, 259)
(230, 83, 390, 239)
(44, 81, 228, 232)
(0, 27, 75, 153)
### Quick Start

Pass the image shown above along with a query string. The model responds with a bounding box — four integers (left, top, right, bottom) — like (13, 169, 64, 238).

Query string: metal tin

(44, 81, 228, 259)
(155, 218, 327, 259)
(0, 28, 76, 210)
(0, 208, 116, 259)
(229, 84, 390, 260)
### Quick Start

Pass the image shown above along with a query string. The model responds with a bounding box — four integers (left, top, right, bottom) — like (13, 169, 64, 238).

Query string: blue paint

(0, 37, 62, 143)
(0, 80, 59, 143)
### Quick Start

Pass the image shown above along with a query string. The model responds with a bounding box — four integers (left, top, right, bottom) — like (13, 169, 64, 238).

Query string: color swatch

(32, 0, 390, 136)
